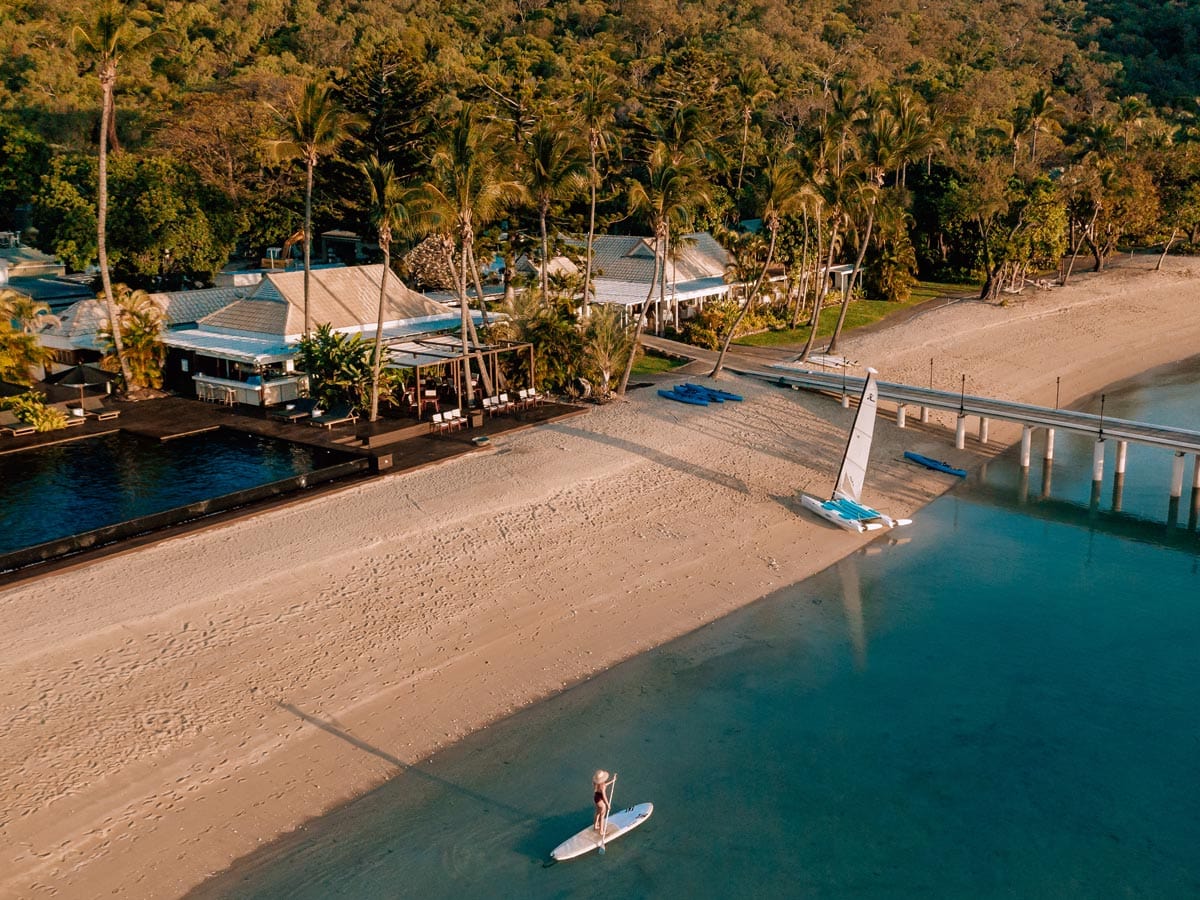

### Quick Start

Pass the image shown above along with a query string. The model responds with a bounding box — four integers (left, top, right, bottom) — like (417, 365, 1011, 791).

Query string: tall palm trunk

(457, 235, 473, 415)
(659, 229, 670, 334)
(458, 244, 496, 396)
(712, 224, 777, 377)
(828, 204, 875, 354)
(617, 233, 663, 395)
(735, 108, 750, 221)
(798, 220, 839, 363)
(303, 157, 314, 338)
(539, 200, 550, 303)
(97, 65, 133, 393)
(465, 243, 492, 328)
(368, 239, 390, 422)
(790, 209, 812, 328)
(582, 135, 599, 320)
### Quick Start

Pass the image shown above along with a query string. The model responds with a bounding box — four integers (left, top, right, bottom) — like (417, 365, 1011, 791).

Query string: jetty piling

(1092, 439, 1106, 483)
(762, 367, 1200, 521)
(1170, 452, 1185, 499)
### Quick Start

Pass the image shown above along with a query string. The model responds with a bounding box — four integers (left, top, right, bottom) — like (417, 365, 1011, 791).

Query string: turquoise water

(195, 362, 1200, 899)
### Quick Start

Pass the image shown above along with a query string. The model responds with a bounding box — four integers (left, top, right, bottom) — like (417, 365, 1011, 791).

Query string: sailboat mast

(830, 368, 879, 502)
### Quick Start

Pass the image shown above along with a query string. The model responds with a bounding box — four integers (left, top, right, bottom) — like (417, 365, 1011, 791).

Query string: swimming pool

(0, 428, 363, 565)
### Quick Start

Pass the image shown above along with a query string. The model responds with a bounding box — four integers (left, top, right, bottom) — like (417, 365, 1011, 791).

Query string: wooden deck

(0, 394, 587, 584)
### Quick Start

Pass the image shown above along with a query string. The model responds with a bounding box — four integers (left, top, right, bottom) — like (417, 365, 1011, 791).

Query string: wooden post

(1019, 425, 1032, 469)
(920, 406, 929, 423)
(955, 415, 966, 450)
(1115, 441, 1128, 475)
(1091, 439, 1105, 482)
(978, 416, 990, 444)
(896, 405, 906, 428)
(1044, 428, 1056, 462)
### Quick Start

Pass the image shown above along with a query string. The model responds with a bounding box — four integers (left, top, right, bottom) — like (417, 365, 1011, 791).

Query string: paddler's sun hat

(593, 769, 609, 784)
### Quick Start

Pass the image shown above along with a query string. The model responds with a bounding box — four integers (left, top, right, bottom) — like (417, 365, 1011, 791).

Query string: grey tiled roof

(152, 287, 245, 326)
(220, 264, 449, 337)
(575, 233, 730, 284)
(199, 298, 290, 336)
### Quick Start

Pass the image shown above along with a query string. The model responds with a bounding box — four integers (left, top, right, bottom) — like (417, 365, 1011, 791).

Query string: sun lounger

(309, 402, 358, 429)
(0, 410, 35, 436)
(269, 397, 317, 423)
(79, 396, 120, 420)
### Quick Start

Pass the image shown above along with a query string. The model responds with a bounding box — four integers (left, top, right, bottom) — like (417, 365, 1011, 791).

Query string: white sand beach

(2, 255, 1198, 898)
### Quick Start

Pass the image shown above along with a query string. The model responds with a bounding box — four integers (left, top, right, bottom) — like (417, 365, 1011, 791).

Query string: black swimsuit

(594, 790, 604, 804)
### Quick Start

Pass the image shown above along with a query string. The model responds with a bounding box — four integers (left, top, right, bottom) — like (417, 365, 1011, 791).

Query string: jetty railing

(736, 364, 1200, 500)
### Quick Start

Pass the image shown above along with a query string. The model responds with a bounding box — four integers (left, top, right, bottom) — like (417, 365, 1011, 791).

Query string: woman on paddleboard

(593, 770, 616, 832)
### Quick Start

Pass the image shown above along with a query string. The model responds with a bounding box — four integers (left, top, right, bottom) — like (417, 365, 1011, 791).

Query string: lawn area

(733, 279, 978, 349)
(631, 350, 688, 376)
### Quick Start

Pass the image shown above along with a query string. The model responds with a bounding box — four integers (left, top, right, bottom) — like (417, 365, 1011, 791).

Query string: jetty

(745, 366, 1200, 510)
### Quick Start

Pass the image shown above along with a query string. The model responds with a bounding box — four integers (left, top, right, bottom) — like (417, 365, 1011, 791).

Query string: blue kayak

(682, 383, 744, 402)
(677, 384, 724, 402)
(659, 388, 708, 406)
(904, 450, 967, 477)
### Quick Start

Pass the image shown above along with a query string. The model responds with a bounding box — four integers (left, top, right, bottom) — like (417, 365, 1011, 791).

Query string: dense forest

(2, 0, 1198, 306)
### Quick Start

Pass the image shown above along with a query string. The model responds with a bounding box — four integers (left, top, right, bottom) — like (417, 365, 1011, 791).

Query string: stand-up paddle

(550, 770, 653, 861)
(598, 774, 615, 855)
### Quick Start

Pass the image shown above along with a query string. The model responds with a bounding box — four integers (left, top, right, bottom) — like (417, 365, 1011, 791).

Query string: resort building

(573, 232, 733, 332)
(162, 265, 475, 405)
(35, 265, 486, 408)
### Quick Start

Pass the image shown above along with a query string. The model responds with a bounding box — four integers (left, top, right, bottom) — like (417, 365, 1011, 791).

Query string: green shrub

(1, 391, 69, 431)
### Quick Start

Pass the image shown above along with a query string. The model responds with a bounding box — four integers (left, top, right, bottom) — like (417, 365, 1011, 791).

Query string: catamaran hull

(801, 495, 886, 532)
(800, 494, 911, 532)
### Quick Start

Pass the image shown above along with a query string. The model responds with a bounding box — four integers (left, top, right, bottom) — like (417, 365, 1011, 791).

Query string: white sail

(833, 369, 879, 503)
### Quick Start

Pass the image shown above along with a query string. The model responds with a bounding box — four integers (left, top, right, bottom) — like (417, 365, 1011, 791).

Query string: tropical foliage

(295, 323, 401, 411)
(2, 0, 1200, 382)
(95, 284, 165, 390)
(0, 392, 69, 432)
(0, 289, 54, 384)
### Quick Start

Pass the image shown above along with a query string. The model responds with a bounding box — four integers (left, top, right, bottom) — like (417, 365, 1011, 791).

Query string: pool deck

(0, 394, 587, 585)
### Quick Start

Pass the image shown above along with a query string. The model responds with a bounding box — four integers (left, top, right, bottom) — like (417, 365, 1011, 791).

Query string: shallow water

(197, 361, 1200, 899)
(0, 429, 351, 555)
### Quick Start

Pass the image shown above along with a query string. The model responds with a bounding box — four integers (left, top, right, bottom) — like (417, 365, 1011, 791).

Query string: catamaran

(801, 367, 912, 533)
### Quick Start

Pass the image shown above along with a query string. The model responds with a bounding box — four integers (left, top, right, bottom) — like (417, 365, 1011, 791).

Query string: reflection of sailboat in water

(801, 368, 912, 533)
(837, 558, 867, 670)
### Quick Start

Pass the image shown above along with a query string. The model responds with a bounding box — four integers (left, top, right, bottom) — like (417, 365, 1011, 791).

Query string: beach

(2, 255, 1198, 899)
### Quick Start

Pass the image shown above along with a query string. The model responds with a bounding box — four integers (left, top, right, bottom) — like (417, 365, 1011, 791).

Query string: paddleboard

(550, 802, 654, 860)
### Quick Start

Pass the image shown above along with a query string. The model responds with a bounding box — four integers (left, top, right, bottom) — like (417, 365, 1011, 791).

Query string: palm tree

(71, 0, 167, 394)
(423, 106, 524, 414)
(361, 156, 414, 423)
(526, 122, 585, 304)
(96, 284, 164, 390)
(267, 80, 360, 339)
(618, 141, 709, 395)
(828, 107, 901, 353)
(576, 67, 619, 318)
(1024, 88, 1061, 164)
(797, 154, 856, 364)
(0, 289, 53, 384)
(711, 152, 808, 377)
(729, 64, 776, 220)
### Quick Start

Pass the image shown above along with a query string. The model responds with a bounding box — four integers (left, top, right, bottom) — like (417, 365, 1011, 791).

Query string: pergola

(384, 335, 535, 415)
